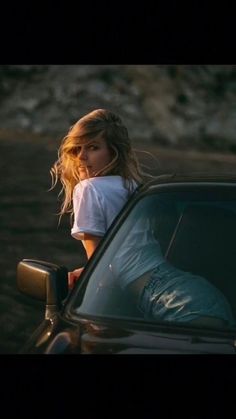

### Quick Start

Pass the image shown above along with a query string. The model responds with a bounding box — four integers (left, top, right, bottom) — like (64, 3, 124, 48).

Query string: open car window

(71, 187, 236, 330)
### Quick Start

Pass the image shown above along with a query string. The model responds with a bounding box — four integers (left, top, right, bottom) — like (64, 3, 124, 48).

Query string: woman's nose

(78, 148, 87, 160)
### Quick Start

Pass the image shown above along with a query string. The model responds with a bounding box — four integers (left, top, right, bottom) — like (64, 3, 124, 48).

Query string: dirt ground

(1, 130, 236, 353)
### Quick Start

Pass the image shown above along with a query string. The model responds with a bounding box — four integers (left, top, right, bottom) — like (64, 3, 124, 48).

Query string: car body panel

(22, 313, 236, 354)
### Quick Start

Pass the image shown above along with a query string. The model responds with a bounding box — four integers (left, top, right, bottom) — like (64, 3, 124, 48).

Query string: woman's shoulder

(73, 176, 138, 196)
(73, 179, 96, 200)
(73, 177, 116, 196)
(74, 176, 122, 189)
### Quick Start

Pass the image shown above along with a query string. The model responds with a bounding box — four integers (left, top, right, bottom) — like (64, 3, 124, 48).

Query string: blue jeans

(138, 261, 235, 326)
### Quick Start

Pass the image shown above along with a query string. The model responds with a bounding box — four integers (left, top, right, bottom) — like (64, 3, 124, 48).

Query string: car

(16, 173, 236, 354)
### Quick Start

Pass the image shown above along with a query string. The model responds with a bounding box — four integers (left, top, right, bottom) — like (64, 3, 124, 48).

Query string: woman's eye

(70, 147, 81, 156)
(88, 145, 98, 150)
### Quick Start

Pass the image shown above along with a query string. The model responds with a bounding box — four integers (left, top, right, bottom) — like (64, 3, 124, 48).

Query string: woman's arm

(68, 233, 102, 289)
(82, 233, 102, 259)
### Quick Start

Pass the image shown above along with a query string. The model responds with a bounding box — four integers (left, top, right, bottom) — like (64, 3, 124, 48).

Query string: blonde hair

(50, 109, 151, 219)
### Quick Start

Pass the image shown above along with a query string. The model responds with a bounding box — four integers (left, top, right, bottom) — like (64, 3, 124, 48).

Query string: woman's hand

(68, 267, 84, 290)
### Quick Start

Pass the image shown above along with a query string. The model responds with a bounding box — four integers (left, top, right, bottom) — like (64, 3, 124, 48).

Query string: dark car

(16, 174, 236, 354)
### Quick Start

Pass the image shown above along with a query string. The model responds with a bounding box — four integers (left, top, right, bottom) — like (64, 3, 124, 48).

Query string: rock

(0, 64, 236, 152)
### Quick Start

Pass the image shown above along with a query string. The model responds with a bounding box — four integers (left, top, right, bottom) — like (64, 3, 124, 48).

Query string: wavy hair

(50, 108, 152, 219)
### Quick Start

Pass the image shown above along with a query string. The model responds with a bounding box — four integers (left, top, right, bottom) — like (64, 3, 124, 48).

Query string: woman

(50, 108, 145, 288)
(51, 109, 235, 328)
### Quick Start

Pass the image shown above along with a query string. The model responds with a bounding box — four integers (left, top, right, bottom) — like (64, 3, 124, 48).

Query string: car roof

(138, 173, 236, 193)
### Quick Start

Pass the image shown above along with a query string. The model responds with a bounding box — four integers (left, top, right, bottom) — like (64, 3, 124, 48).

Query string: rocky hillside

(1, 65, 236, 152)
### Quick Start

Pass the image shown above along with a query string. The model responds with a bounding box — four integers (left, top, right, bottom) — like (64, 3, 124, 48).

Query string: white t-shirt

(71, 176, 137, 240)
(71, 175, 164, 289)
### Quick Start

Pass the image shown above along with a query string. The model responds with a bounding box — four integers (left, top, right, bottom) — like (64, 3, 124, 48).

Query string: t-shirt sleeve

(71, 181, 106, 240)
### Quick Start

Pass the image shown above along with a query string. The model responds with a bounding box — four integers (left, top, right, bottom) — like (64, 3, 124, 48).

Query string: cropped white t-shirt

(71, 175, 165, 289)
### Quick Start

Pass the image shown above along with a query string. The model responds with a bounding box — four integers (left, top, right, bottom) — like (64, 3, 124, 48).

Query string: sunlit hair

(50, 108, 153, 220)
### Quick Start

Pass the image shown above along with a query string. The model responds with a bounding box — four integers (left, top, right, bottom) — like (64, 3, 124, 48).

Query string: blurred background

(1, 64, 236, 353)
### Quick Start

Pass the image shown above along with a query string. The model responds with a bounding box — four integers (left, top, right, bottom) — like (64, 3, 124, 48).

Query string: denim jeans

(138, 261, 235, 326)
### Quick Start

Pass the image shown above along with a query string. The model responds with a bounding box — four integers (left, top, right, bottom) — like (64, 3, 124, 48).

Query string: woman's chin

(78, 169, 90, 180)
(79, 174, 88, 180)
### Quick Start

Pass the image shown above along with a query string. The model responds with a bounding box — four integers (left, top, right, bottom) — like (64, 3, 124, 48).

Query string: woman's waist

(125, 261, 179, 301)
(126, 270, 153, 301)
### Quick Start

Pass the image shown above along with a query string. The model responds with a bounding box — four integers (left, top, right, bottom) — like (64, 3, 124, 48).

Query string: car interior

(165, 204, 236, 319)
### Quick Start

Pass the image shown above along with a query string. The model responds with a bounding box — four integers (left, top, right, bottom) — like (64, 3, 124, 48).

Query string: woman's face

(75, 136, 113, 180)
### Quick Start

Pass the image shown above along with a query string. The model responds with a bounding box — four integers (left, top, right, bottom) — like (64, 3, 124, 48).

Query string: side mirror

(17, 259, 68, 318)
